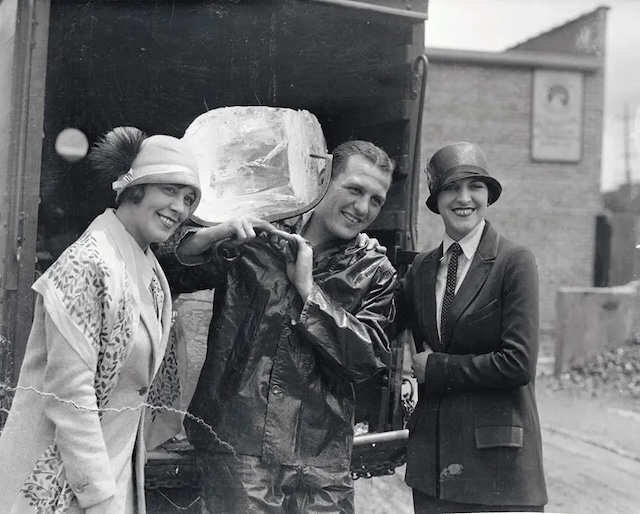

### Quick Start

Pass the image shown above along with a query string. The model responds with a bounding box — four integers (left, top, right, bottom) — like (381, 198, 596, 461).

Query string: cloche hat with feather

(89, 126, 202, 211)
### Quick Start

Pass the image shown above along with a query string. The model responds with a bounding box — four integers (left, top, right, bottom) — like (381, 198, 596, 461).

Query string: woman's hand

(412, 349, 433, 384)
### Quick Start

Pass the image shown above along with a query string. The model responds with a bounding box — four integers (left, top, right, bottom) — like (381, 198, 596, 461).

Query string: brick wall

(415, 58, 605, 331)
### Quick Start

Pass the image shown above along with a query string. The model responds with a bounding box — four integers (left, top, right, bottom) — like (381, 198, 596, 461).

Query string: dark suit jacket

(396, 221, 547, 507)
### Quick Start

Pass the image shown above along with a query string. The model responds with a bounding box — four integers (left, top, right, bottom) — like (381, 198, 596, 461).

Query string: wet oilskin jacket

(156, 228, 397, 470)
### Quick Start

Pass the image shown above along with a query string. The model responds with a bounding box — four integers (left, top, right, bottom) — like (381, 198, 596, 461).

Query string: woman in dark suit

(395, 142, 547, 513)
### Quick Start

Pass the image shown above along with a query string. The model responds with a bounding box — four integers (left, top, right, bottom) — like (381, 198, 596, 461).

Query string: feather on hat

(90, 126, 202, 211)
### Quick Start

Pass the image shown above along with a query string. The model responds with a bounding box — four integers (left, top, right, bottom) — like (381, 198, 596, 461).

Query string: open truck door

(0, 0, 50, 420)
(0, 0, 429, 507)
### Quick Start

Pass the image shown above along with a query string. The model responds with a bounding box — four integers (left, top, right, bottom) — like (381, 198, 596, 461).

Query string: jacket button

(271, 385, 283, 395)
(72, 483, 85, 493)
(138, 386, 148, 396)
(282, 327, 292, 337)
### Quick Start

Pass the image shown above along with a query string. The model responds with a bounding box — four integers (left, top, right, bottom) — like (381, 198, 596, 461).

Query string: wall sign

(531, 69, 583, 162)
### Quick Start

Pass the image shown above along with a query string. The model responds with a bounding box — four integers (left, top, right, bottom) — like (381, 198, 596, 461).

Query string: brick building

(416, 7, 608, 331)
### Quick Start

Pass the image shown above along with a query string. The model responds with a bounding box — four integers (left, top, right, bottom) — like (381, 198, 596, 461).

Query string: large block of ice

(183, 106, 330, 225)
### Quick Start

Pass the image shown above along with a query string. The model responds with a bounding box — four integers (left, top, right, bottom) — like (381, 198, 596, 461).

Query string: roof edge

(508, 5, 610, 52)
(424, 47, 601, 72)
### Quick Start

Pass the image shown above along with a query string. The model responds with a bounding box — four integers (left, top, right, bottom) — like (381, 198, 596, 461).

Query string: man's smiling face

(437, 177, 488, 241)
(307, 154, 392, 245)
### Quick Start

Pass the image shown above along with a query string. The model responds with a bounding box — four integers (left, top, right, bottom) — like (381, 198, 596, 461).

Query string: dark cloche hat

(424, 142, 502, 214)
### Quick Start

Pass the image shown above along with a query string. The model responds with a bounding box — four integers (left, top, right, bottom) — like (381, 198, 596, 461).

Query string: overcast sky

(423, 0, 640, 191)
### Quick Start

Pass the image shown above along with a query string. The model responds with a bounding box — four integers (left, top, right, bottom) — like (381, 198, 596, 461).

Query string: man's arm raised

(284, 234, 397, 383)
(156, 216, 276, 294)
(177, 216, 276, 260)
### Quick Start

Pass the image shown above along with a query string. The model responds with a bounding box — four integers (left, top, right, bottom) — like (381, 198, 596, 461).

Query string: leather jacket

(157, 227, 396, 470)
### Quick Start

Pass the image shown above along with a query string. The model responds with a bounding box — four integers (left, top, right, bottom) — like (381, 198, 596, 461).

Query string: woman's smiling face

(436, 177, 489, 241)
(126, 184, 196, 249)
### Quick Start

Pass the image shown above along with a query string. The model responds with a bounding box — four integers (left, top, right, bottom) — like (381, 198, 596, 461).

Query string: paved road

(542, 425, 640, 513)
(537, 378, 640, 513)
(354, 378, 640, 513)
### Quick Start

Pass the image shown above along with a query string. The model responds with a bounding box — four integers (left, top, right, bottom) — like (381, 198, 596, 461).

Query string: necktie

(440, 242, 463, 344)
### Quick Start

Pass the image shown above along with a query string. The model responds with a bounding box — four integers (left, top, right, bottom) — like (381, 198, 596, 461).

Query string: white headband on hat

(112, 169, 134, 191)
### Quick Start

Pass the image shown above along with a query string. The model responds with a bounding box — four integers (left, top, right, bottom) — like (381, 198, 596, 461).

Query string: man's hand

(282, 234, 314, 302)
(356, 233, 387, 254)
(179, 216, 275, 257)
(412, 349, 433, 384)
(217, 216, 276, 247)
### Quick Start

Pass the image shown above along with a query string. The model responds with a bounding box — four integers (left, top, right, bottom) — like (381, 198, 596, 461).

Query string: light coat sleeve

(42, 312, 116, 508)
(424, 247, 539, 392)
(296, 263, 397, 383)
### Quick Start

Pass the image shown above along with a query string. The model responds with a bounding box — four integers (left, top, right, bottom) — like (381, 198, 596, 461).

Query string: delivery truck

(0, 0, 429, 510)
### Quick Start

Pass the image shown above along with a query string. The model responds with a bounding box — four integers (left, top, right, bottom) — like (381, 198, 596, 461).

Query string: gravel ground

(546, 339, 640, 399)
(354, 467, 412, 514)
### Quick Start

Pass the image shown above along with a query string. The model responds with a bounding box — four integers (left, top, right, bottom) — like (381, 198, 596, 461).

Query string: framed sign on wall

(531, 69, 584, 163)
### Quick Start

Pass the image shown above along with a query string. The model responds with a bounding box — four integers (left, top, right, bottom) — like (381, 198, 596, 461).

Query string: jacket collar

(415, 245, 442, 350)
(441, 219, 485, 262)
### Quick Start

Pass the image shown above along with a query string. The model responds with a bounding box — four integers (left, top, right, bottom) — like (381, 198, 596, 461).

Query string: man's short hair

(331, 140, 395, 179)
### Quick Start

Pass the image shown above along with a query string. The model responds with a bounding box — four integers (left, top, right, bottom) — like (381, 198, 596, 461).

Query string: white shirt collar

(441, 219, 486, 261)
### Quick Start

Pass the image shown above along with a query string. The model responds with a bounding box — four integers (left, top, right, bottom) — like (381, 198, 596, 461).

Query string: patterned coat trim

(14, 210, 179, 513)
(20, 216, 137, 512)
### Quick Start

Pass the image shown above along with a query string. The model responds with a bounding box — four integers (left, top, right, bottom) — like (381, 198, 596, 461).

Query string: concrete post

(555, 285, 637, 376)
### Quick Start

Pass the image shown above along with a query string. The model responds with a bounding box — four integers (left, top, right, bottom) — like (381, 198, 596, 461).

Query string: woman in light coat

(0, 127, 202, 513)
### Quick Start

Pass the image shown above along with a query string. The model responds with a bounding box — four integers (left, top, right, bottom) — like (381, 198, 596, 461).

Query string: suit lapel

(154, 258, 174, 375)
(138, 288, 162, 372)
(140, 253, 174, 376)
(417, 246, 441, 351)
(104, 214, 165, 372)
(99, 210, 173, 381)
(441, 223, 499, 349)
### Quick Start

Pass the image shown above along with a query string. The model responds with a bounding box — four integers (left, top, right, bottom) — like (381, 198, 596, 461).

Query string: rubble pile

(554, 340, 640, 398)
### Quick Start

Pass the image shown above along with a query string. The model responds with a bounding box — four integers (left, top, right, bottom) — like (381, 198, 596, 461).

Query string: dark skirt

(413, 489, 545, 513)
